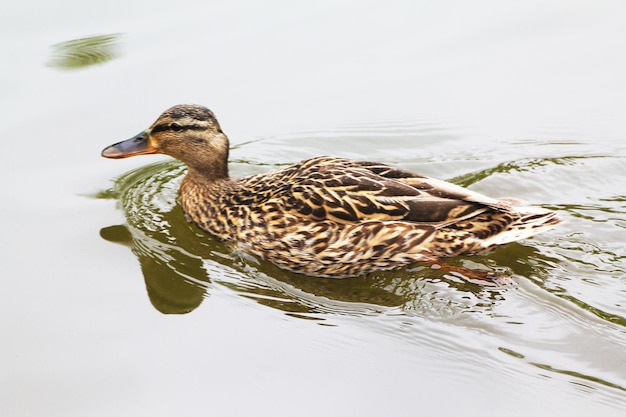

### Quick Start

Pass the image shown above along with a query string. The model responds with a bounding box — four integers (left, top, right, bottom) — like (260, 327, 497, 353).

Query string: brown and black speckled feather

(103, 104, 563, 277)
(180, 155, 561, 277)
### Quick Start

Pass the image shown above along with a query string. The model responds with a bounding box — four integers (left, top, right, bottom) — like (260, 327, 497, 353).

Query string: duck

(102, 104, 562, 277)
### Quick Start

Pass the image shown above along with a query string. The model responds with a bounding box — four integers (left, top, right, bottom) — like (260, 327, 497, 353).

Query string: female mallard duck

(102, 104, 561, 277)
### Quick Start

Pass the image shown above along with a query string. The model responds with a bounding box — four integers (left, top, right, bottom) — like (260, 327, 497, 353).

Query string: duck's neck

(180, 162, 237, 199)
(186, 163, 228, 184)
(179, 165, 238, 238)
(183, 132, 230, 182)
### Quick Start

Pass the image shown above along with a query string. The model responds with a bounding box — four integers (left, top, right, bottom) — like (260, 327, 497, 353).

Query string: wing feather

(277, 157, 505, 226)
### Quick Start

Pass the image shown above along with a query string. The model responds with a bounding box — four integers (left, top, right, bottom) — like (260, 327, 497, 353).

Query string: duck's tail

(482, 206, 563, 247)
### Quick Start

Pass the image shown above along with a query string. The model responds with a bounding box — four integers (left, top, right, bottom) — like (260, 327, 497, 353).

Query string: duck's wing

(282, 157, 514, 226)
(352, 160, 510, 208)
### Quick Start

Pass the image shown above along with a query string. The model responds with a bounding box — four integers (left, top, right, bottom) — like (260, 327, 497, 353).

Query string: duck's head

(102, 104, 229, 178)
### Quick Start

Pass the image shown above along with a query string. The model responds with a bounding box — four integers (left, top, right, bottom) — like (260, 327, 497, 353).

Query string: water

(2, 1, 626, 416)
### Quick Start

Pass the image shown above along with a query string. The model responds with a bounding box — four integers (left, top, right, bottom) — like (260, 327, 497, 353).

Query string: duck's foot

(427, 261, 512, 285)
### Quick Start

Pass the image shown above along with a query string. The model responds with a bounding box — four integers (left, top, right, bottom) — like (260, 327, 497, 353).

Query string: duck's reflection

(101, 224, 206, 314)
(98, 161, 555, 317)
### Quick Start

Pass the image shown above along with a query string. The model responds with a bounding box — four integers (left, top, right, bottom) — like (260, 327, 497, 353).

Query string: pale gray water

(2, 1, 626, 416)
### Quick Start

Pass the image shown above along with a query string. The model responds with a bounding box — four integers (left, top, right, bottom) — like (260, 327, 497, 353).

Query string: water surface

(2, 1, 626, 416)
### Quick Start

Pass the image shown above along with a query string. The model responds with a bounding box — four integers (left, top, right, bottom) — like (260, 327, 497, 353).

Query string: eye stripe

(151, 123, 207, 133)
(151, 124, 169, 133)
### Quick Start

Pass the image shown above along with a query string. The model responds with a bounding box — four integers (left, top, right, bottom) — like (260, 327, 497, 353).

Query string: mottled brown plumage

(102, 104, 562, 277)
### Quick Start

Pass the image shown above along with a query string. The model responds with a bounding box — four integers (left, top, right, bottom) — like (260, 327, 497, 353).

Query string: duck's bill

(101, 130, 157, 159)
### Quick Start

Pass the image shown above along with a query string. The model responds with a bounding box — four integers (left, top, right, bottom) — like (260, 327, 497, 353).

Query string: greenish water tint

(47, 33, 122, 70)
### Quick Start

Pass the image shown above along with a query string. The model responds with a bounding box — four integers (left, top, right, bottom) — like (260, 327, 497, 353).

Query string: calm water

(2, 1, 626, 416)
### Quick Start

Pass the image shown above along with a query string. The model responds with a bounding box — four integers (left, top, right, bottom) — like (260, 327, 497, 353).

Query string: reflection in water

(48, 33, 122, 70)
(98, 161, 211, 314)
(455, 154, 626, 327)
(97, 157, 563, 319)
(100, 224, 206, 314)
(448, 155, 598, 188)
(96, 134, 626, 394)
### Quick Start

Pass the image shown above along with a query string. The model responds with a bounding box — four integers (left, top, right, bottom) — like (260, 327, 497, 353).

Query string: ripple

(47, 33, 123, 70)
(98, 159, 521, 320)
(97, 129, 626, 398)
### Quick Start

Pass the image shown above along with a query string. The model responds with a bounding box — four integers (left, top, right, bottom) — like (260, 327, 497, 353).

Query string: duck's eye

(171, 123, 183, 132)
